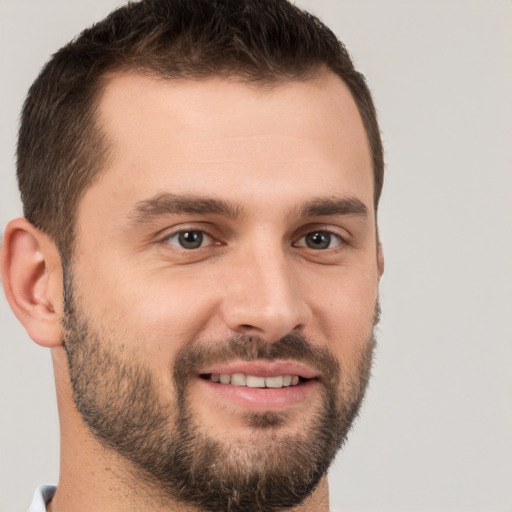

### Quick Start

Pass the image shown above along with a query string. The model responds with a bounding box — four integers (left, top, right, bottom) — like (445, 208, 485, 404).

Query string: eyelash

(160, 226, 347, 252)
(293, 231, 344, 250)
(161, 228, 218, 250)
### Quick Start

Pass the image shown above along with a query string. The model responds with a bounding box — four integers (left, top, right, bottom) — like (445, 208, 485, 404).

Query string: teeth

(265, 376, 283, 388)
(209, 373, 302, 388)
(282, 375, 292, 387)
(231, 373, 247, 386)
(247, 375, 266, 388)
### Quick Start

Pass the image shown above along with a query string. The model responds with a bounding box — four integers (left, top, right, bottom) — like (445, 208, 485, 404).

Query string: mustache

(173, 332, 341, 387)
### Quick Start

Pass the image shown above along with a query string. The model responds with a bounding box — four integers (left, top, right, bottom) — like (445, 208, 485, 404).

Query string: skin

(1, 70, 383, 511)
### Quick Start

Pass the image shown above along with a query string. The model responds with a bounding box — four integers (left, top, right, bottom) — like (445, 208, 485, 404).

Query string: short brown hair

(17, 0, 384, 259)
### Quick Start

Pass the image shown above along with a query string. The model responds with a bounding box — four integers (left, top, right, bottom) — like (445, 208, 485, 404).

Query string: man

(0, 0, 384, 510)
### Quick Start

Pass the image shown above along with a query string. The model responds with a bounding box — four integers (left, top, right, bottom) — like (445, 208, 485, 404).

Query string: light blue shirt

(28, 485, 56, 512)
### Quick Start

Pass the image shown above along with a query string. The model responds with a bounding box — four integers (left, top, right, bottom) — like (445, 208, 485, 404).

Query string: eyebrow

(128, 192, 368, 226)
(298, 197, 368, 218)
(129, 193, 241, 224)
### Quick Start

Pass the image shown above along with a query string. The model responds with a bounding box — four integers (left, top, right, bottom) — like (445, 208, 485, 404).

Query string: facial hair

(62, 270, 377, 512)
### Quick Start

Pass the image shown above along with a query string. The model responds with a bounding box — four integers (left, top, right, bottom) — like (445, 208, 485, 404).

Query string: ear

(1, 218, 63, 347)
(377, 241, 385, 278)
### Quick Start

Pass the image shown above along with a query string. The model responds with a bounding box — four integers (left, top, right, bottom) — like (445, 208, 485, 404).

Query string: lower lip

(197, 378, 319, 412)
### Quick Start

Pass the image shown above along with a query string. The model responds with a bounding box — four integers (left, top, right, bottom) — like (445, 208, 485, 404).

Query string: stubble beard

(62, 271, 377, 512)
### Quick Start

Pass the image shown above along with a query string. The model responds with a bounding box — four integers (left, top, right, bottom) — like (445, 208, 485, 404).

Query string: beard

(62, 270, 377, 512)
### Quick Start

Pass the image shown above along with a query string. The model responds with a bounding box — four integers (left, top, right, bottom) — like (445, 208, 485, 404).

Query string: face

(63, 72, 382, 511)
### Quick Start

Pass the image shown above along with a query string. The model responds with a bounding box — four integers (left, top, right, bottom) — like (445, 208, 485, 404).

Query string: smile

(203, 373, 302, 388)
(196, 363, 320, 411)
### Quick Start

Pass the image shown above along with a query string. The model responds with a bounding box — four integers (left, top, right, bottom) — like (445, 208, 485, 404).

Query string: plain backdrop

(1, 1, 511, 511)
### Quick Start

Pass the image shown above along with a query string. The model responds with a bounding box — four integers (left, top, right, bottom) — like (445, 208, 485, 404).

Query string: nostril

(237, 325, 264, 337)
(241, 327, 263, 337)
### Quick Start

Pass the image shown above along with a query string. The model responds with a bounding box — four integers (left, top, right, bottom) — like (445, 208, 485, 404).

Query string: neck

(50, 350, 331, 512)
(49, 474, 329, 512)
(49, 449, 330, 512)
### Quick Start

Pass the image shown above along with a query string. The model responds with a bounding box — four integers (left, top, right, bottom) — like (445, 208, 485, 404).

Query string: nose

(220, 243, 311, 342)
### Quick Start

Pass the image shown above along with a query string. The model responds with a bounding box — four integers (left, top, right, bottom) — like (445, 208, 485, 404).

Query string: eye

(165, 230, 213, 250)
(295, 231, 343, 250)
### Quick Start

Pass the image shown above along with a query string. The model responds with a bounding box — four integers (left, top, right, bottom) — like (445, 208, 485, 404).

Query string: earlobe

(1, 218, 63, 347)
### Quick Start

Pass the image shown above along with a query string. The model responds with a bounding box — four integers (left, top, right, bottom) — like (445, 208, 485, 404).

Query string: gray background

(1, 1, 511, 511)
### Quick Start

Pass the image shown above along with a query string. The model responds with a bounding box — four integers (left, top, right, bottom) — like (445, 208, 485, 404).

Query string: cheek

(84, 270, 221, 354)
(304, 264, 379, 358)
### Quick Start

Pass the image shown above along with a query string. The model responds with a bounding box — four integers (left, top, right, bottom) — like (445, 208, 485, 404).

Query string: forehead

(82, 71, 373, 221)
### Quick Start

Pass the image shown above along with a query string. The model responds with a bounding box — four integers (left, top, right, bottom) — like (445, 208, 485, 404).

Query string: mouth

(200, 373, 307, 388)
(196, 361, 320, 412)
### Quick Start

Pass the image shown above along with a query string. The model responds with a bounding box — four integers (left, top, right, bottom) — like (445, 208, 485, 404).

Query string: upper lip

(199, 360, 319, 379)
